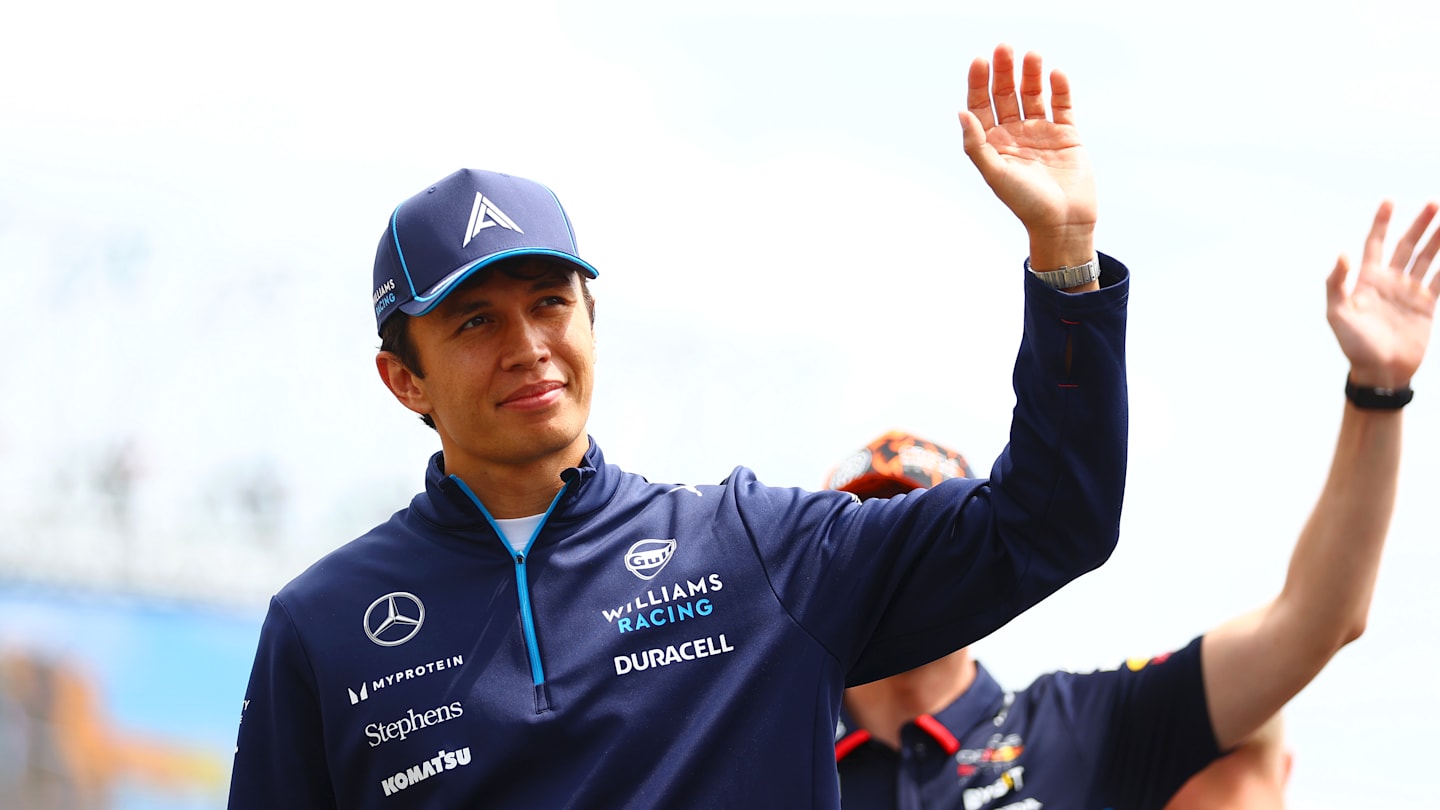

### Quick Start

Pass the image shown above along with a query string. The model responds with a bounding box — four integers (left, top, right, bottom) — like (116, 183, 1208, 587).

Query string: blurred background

(2, 0, 1438, 806)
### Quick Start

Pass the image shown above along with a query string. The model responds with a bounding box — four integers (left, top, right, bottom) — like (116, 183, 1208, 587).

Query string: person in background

(831, 198, 1438, 810)
(1166, 715, 1290, 808)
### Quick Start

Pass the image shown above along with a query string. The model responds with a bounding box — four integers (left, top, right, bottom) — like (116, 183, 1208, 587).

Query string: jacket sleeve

(227, 597, 337, 810)
(741, 254, 1131, 685)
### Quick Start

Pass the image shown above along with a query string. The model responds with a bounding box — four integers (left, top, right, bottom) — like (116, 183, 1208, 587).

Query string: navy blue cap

(372, 168, 600, 333)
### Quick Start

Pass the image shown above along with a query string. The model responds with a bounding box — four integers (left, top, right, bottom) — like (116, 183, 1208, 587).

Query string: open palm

(958, 45, 1096, 236)
(1328, 201, 1440, 389)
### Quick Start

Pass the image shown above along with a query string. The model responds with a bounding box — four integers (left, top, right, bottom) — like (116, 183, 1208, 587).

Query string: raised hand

(959, 44, 1096, 270)
(1327, 201, 1440, 390)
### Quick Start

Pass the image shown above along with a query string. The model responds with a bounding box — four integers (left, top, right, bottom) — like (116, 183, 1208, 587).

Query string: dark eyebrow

(525, 273, 574, 294)
(438, 272, 576, 322)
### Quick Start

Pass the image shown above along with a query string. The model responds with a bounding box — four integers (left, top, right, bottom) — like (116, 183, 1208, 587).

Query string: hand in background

(1328, 200, 1440, 389)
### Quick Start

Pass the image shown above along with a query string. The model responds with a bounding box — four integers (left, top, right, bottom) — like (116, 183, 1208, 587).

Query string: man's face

(392, 260, 596, 483)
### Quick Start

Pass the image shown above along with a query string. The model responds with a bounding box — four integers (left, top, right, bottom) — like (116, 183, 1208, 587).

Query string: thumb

(1327, 253, 1350, 310)
(957, 110, 1002, 180)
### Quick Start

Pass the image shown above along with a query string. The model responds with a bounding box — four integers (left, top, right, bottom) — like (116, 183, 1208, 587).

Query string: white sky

(3, 0, 1439, 804)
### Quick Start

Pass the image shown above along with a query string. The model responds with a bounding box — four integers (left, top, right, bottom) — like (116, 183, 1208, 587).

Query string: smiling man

(228, 44, 1133, 809)
(377, 257, 598, 514)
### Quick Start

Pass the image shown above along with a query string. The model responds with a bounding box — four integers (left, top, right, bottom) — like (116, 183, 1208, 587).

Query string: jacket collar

(835, 662, 1008, 761)
(411, 436, 619, 532)
(931, 661, 1007, 736)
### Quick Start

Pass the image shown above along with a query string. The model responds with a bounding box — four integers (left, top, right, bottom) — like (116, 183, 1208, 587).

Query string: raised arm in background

(1202, 200, 1440, 750)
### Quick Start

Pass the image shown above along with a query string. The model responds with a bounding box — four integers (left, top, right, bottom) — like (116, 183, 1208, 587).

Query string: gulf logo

(625, 539, 677, 580)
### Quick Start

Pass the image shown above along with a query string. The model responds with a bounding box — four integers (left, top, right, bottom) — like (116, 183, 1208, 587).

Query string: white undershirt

(494, 515, 544, 552)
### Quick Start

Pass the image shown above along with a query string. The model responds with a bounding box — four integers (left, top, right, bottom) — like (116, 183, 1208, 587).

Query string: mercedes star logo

(364, 591, 425, 647)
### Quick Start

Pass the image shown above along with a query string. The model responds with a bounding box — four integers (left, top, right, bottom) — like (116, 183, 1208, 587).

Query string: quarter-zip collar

(411, 436, 617, 534)
(404, 436, 618, 715)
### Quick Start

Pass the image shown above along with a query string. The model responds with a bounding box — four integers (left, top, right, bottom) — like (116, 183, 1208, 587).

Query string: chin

(516, 419, 587, 458)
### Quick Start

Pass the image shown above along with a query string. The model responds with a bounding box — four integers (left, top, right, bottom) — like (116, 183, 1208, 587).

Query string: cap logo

(463, 192, 524, 247)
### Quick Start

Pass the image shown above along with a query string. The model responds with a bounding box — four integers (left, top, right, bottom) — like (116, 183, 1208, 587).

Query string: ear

(376, 351, 432, 418)
(588, 292, 598, 359)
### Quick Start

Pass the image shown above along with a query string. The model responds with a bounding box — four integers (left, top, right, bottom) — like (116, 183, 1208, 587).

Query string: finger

(1387, 201, 1438, 275)
(1049, 68, 1075, 126)
(966, 57, 996, 131)
(1401, 201, 1440, 280)
(991, 43, 1021, 125)
(957, 110, 982, 150)
(1360, 200, 1395, 273)
(959, 110, 1011, 199)
(1327, 253, 1350, 309)
(959, 109, 1001, 175)
(1418, 217, 1440, 293)
(1020, 51, 1046, 120)
(1411, 220, 1440, 286)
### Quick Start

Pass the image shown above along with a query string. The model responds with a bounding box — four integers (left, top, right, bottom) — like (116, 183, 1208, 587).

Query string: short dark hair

(379, 264, 595, 431)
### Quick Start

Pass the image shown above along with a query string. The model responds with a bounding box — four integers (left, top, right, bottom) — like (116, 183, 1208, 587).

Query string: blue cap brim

(397, 248, 600, 318)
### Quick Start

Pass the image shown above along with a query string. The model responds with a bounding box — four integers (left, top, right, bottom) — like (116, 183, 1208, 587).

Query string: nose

(501, 316, 550, 370)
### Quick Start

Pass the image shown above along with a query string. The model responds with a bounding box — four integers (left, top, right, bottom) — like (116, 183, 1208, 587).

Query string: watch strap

(1026, 255, 1101, 289)
(1345, 375, 1413, 410)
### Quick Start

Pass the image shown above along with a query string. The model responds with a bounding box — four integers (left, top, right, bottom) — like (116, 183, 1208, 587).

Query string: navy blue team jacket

(836, 637, 1221, 810)
(228, 258, 1132, 809)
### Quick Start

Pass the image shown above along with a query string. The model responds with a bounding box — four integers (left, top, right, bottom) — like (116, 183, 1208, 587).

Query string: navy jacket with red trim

(227, 257, 1132, 809)
(835, 637, 1221, 810)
